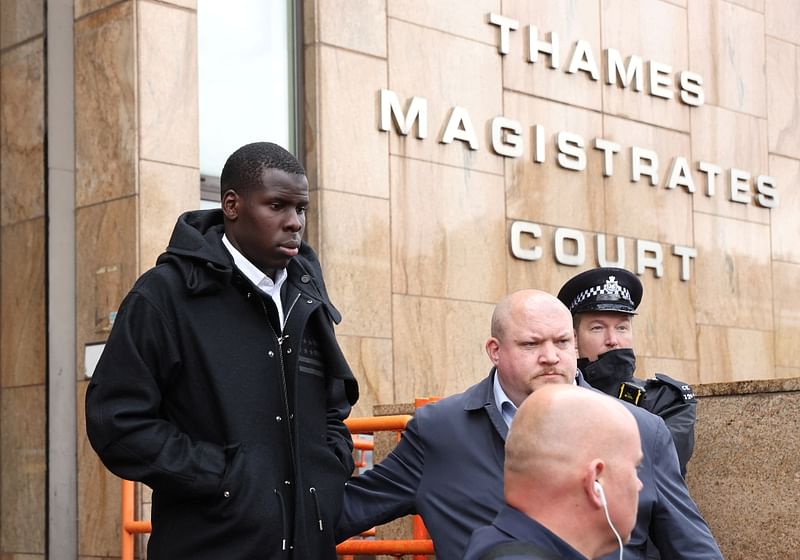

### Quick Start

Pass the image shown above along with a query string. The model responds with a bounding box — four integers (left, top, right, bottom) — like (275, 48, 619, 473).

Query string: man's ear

(485, 337, 500, 365)
(221, 189, 240, 220)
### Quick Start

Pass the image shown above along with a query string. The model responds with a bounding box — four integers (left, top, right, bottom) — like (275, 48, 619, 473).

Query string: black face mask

(577, 348, 638, 394)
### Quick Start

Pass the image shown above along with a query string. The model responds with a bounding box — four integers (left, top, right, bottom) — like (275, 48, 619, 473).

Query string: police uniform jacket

(336, 369, 721, 560)
(579, 348, 697, 476)
(463, 505, 588, 560)
(86, 209, 358, 559)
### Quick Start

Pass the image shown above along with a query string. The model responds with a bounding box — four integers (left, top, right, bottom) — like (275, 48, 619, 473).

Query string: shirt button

(306, 299, 313, 304)
(284, 480, 292, 486)
(289, 413, 294, 420)
(286, 348, 292, 354)
(301, 274, 311, 283)
(276, 416, 282, 422)
(223, 490, 231, 498)
(268, 350, 274, 357)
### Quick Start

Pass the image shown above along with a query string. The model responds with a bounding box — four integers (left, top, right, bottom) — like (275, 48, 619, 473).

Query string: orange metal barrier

(121, 411, 437, 559)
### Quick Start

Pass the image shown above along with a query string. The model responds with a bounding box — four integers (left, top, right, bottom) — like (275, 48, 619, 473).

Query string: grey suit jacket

(336, 370, 721, 560)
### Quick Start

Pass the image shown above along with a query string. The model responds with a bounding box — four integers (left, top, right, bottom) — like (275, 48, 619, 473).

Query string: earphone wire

(600, 498, 624, 560)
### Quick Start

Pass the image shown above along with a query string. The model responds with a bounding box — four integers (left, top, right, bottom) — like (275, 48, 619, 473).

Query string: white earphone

(594, 480, 607, 506)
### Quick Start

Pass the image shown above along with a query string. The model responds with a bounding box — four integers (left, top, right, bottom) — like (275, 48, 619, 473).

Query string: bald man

(337, 290, 721, 560)
(464, 384, 643, 560)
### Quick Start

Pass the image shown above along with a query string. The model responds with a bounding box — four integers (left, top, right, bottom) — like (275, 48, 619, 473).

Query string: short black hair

(220, 142, 305, 198)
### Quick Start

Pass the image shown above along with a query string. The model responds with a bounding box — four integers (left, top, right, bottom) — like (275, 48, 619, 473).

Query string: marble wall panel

(315, 46, 389, 198)
(688, 0, 766, 117)
(769, 154, 800, 263)
(387, 0, 499, 45)
(697, 325, 774, 382)
(773, 261, 800, 368)
(338, 335, 393, 418)
(138, 1, 198, 168)
(75, 1, 136, 208)
(727, 0, 764, 11)
(694, 213, 772, 330)
(317, 0, 386, 57)
(601, 0, 691, 132)
(139, 161, 199, 274)
(765, 0, 800, 45)
(317, 190, 391, 338)
(77, 380, 120, 557)
(0, 0, 43, 48)
(1, 385, 45, 553)
(74, 0, 124, 19)
(0, 39, 44, 225)
(75, 197, 137, 378)
(631, 247, 697, 361)
(601, 115, 693, 245)
(392, 294, 494, 401)
(503, 92, 605, 231)
(776, 366, 800, 378)
(0, 219, 45, 388)
(660, 0, 687, 7)
(501, 0, 602, 111)
(391, 156, 506, 303)
(636, 356, 699, 386)
(689, 390, 800, 558)
(690, 104, 770, 223)
(766, 38, 800, 159)
(386, 19, 503, 174)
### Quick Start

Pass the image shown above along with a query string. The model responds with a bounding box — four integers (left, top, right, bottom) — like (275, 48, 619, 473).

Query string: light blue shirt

(492, 371, 518, 429)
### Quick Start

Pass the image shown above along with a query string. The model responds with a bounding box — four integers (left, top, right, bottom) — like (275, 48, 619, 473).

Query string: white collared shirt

(222, 234, 288, 327)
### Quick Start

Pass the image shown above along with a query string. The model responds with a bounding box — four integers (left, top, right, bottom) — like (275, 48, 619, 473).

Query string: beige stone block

(0, 0, 43, 48)
(633, 251, 697, 361)
(0, 39, 45, 225)
(661, 0, 687, 7)
(77, 380, 121, 557)
(767, 38, 800, 159)
(391, 157, 506, 302)
(770, 154, 800, 263)
(393, 294, 494, 401)
(766, 0, 800, 45)
(635, 356, 699, 386)
(318, 190, 391, 338)
(688, 0, 766, 116)
(601, 0, 690, 132)
(75, 0, 123, 19)
(386, 19, 503, 174)
(138, 1, 198, 167)
(317, 0, 386, 57)
(139, 161, 199, 273)
(694, 213, 772, 330)
(773, 261, 800, 368)
(776, 366, 800, 378)
(76, 197, 138, 378)
(1, 219, 45, 388)
(503, 91, 605, 231)
(388, 0, 499, 45)
(602, 115, 693, 245)
(338, 335, 393, 419)
(1, 385, 45, 553)
(315, 46, 389, 198)
(728, 0, 764, 11)
(75, 1, 136, 208)
(697, 325, 774, 382)
(689, 391, 800, 557)
(501, 0, 602, 111)
(690, 104, 770, 223)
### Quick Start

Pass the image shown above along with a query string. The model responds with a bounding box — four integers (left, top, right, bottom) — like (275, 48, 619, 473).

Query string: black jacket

(578, 348, 696, 476)
(86, 209, 358, 559)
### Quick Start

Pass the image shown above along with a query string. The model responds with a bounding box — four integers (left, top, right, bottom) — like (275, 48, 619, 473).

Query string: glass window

(197, 0, 300, 204)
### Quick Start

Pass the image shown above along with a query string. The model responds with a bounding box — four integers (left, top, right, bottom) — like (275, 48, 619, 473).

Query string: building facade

(0, 0, 798, 558)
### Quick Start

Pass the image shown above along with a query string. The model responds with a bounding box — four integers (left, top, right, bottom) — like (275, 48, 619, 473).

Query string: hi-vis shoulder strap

(480, 541, 563, 560)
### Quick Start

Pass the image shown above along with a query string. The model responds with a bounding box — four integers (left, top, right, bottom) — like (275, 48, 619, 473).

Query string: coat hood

(157, 210, 339, 322)
(577, 347, 637, 395)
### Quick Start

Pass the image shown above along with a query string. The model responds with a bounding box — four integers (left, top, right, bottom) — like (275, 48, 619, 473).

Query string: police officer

(557, 267, 697, 477)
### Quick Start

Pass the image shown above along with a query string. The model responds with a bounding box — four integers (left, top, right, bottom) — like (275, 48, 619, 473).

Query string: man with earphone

(463, 384, 643, 560)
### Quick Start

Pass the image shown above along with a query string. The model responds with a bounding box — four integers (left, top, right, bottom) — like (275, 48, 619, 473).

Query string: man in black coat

(86, 142, 358, 559)
(557, 268, 697, 476)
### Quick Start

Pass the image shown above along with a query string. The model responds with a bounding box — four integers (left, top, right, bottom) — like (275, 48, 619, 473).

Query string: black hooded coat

(86, 209, 358, 559)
